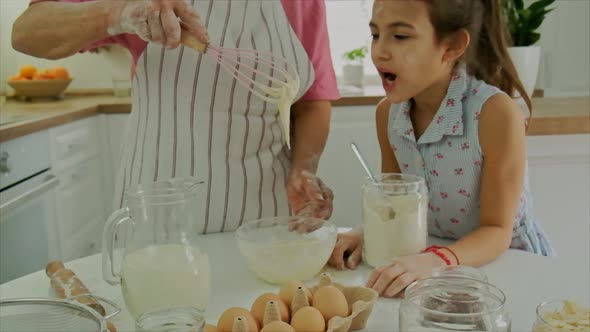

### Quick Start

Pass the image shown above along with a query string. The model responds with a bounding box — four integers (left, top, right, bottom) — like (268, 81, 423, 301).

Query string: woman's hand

(286, 170, 333, 232)
(328, 228, 363, 270)
(107, 0, 208, 48)
(367, 252, 446, 298)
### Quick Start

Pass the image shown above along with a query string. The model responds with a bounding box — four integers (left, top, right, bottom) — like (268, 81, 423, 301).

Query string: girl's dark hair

(426, 0, 533, 117)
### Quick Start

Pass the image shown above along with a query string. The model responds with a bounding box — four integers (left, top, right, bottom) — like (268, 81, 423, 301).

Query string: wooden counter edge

(1, 95, 588, 142)
(0, 106, 98, 143)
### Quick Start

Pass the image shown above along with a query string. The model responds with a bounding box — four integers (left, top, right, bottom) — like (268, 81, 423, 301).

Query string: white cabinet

(104, 114, 129, 179)
(49, 117, 105, 261)
(526, 134, 590, 262)
(100, 113, 129, 211)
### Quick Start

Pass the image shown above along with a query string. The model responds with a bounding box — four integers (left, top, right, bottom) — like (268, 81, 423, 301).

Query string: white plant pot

(342, 64, 364, 88)
(508, 46, 541, 99)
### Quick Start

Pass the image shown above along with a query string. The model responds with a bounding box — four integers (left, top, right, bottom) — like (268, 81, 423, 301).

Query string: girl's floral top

(387, 66, 554, 256)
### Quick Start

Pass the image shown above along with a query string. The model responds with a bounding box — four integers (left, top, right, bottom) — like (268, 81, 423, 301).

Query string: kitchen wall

(1, 0, 588, 96)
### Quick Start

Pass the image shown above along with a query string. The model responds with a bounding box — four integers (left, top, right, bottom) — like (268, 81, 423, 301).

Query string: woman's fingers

(172, 0, 209, 43)
(159, 1, 181, 47)
(147, 2, 165, 43)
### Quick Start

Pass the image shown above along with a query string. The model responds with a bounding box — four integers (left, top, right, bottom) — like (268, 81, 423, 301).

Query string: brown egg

(290, 306, 325, 332)
(259, 321, 295, 332)
(217, 307, 259, 332)
(204, 324, 218, 332)
(250, 293, 289, 325)
(312, 286, 349, 323)
(279, 281, 312, 307)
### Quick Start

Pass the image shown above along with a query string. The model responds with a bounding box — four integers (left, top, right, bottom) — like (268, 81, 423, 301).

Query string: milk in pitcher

(121, 244, 211, 319)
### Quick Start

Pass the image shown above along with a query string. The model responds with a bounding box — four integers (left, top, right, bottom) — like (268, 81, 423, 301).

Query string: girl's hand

(286, 171, 333, 232)
(107, 0, 209, 48)
(367, 252, 446, 298)
(328, 229, 363, 270)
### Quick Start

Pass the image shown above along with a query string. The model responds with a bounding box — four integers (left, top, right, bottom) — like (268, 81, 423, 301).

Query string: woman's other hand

(286, 170, 333, 221)
(328, 228, 363, 270)
(367, 252, 446, 298)
(107, 0, 208, 48)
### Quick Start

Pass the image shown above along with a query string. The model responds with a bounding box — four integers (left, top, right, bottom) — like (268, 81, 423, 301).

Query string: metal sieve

(0, 297, 112, 332)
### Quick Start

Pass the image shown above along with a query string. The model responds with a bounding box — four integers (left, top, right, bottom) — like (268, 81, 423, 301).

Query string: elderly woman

(13, 0, 340, 233)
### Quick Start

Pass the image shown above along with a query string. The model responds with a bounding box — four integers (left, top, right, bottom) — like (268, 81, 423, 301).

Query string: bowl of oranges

(8, 65, 72, 99)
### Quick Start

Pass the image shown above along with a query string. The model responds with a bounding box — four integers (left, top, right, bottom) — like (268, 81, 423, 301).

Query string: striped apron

(113, 0, 315, 234)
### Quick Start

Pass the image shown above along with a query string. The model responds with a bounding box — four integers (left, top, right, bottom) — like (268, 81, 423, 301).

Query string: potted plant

(503, 0, 555, 98)
(342, 46, 368, 88)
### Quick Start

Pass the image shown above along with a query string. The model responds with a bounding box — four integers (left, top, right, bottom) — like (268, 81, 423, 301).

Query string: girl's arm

(444, 93, 526, 266)
(376, 98, 401, 173)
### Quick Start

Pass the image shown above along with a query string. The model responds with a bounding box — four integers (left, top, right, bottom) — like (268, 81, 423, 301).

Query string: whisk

(180, 29, 299, 147)
(180, 29, 300, 106)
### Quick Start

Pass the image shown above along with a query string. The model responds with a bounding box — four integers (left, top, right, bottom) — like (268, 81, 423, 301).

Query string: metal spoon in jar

(350, 142, 396, 219)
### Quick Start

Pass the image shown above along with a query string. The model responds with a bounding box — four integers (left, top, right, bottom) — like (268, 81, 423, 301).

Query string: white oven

(0, 130, 61, 284)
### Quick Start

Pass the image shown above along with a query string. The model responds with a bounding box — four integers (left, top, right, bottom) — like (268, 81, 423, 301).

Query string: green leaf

(529, 0, 555, 14)
(528, 9, 552, 30)
(528, 32, 541, 45)
(514, 0, 525, 10)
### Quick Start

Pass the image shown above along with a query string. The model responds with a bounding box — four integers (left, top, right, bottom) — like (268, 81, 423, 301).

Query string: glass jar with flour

(362, 173, 428, 268)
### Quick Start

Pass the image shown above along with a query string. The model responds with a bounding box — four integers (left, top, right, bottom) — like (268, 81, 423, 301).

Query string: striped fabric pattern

(113, 0, 314, 234)
(387, 66, 554, 256)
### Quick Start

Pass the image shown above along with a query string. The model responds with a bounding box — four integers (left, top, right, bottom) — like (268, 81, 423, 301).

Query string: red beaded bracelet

(422, 246, 452, 266)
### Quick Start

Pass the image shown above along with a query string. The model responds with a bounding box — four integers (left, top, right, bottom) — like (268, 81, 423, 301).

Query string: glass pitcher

(399, 276, 511, 332)
(102, 178, 210, 331)
(362, 173, 428, 268)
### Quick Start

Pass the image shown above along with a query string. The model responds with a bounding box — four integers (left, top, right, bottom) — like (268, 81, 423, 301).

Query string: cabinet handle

(0, 151, 10, 173)
(0, 175, 59, 214)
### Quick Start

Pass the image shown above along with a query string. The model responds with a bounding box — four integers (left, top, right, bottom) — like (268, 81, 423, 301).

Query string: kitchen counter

(1, 93, 588, 142)
(1, 232, 588, 331)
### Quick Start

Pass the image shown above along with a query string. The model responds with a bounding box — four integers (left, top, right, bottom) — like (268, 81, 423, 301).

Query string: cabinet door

(49, 117, 100, 173)
(106, 114, 129, 179)
(100, 114, 129, 210)
(61, 216, 103, 262)
(527, 134, 590, 263)
(317, 106, 380, 228)
(55, 157, 104, 239)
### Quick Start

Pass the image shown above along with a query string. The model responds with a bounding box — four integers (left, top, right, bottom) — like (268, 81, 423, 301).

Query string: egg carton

(309, 273, 378, 332)
(211, 272, 378, 332)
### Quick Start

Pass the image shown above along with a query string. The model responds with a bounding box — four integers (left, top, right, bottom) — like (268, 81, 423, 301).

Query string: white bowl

(7, 79, 72, 99)
(235, 216, 337, 284)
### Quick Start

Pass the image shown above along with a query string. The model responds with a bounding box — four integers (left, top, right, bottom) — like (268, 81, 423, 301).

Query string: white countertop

(1, 232, 588, 331)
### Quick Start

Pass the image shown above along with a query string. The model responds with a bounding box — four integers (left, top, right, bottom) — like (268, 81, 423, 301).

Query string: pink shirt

(30, 0, 340, 101)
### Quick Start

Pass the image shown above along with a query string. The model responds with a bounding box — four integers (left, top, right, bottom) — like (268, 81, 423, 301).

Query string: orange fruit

(37, 70, 55, 80)
(9, 74, 29, 81)
(50, 66, 70, 79)
(19, 64, 37, 79)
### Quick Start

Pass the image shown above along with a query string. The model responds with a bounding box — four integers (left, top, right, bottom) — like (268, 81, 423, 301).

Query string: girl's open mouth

(380, 71, 397, 91)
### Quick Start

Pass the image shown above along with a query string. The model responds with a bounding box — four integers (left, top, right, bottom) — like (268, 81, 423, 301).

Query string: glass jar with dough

(362, 173, 428, 268)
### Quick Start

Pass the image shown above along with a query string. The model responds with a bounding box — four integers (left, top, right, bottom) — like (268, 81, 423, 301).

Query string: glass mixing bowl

(235, 216, 337, 284)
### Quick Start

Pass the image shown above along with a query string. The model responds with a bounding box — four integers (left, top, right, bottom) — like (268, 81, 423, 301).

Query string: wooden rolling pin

(46, 260, 117, 332)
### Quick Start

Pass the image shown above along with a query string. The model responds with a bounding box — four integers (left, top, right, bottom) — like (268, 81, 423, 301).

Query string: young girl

(329, 0, 553, 297)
